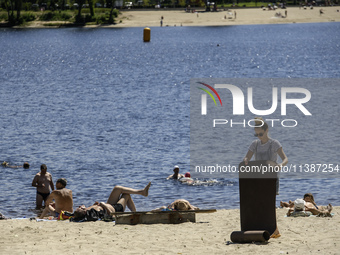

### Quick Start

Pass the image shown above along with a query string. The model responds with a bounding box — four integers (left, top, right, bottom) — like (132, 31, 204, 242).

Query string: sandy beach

(0, 206, 339, 254)
(20, 6, 340, 28)
(113, 7, 340, 27)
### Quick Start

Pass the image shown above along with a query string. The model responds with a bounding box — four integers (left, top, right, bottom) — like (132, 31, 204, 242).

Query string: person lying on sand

(285, 197, 333, 217)
(281, 193, 331, 211)
(72, 182, 151, 222)
(151, 199, 199, 212)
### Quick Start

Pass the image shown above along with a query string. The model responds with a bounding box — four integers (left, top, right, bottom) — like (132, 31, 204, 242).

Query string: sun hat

(294, 198, 305, 210)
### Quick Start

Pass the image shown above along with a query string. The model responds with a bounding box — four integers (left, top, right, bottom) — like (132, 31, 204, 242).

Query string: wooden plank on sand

(113, 209, 216, 225)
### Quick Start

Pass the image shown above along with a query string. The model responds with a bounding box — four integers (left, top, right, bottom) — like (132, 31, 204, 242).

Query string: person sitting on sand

(151, 199, 199, 212)
(72, 182, 151, 222)
(39, 178, 73, 219)
(167, 166, 184, 180)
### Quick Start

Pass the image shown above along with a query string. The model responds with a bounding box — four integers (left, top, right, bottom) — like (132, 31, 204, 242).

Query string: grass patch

(21, 12, 36, 22)
(0, 12, 7, 22)
(39, 11, 73, 21)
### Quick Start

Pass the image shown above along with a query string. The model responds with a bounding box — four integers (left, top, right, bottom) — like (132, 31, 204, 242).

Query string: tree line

(0, 0, 119, 25)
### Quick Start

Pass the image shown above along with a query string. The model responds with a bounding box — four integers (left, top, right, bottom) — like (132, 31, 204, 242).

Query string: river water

(0, 23, 339, 218)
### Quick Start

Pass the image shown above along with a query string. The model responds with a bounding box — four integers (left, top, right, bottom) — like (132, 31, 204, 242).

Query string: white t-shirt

(248, 138, 282, 163)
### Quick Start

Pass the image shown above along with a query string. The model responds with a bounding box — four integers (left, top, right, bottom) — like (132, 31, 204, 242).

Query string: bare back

(50, 188, 73, 213)
(305, 201, 317, 210)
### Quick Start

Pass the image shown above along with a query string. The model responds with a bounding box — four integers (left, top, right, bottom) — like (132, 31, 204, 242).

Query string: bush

(60, 12, 72, 20)
(39, 11, 72, 21)
(84, 14, 95, 22)
(0, 13, 7, 22)
(21, 12, 36, 22)
(96, 14, 108, 24)
(39, 12, 54, 21)
(75, 14, 85, 23)
(112, 9, 119, 18)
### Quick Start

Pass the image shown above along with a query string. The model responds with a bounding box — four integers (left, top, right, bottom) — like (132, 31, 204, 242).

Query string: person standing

(32, 164, 54, 209)
(243, 117, 288, 195)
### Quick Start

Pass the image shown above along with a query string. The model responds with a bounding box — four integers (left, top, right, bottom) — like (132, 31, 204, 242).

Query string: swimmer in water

(167, 165, 184, 180)
(2, 161, 30, 169)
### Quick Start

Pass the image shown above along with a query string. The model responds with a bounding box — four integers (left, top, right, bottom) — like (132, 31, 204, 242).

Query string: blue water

(0, 23, 339, 218)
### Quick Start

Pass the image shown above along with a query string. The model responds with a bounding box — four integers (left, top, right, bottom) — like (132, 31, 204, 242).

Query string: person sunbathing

(285, 197, 333, 217)
(72, 182, 151, 221)
(151, 199, 199, 212)
(281, 193, 330, 211)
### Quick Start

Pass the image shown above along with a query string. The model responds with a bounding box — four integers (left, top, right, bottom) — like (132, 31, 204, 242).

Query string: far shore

(1, 6, 340, 29)
(115, 6, 340, 27)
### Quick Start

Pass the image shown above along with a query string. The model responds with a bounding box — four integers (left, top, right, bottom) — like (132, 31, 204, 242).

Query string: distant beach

(117, 7, 340, 27)
(109, 6, 340, 27)
(17, 6, 340, 28)
(0, 207, 339, 254)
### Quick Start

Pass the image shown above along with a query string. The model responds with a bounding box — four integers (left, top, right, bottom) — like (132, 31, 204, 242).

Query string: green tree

(76, 0, 84, 22)
(15, 0, 22, 21)
(61, 0, 66, 10)
(3, 0, 15, 24)
(107, 0, 115, 23)
(3, 0, 22, 25)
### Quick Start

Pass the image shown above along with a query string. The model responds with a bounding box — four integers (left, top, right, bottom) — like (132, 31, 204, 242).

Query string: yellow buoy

(143, 27, 151, 42)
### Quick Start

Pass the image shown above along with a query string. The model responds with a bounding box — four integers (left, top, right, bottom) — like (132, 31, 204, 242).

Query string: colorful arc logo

(197, 82, 223, 115)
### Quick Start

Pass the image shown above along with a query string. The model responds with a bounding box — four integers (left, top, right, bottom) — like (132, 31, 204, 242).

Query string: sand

(20, 6, 340, 28)
(0, 206, 339, 254)
(114, 7, 340, 27)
